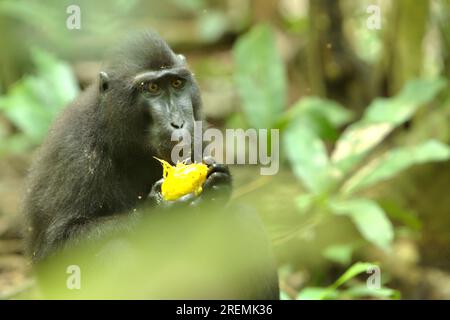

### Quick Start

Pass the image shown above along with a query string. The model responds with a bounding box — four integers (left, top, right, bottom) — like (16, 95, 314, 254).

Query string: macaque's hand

(147, 156, 231, 208)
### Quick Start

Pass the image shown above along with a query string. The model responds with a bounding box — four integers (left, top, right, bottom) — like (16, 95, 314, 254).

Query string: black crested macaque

(23, 30, 279, 299)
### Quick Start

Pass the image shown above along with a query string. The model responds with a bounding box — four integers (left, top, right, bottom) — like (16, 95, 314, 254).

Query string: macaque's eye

(147, 82, 160, 94)
(171, 78, 184, 89)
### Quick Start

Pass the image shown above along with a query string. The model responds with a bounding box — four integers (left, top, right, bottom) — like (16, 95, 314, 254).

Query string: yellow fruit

(155, 157, 209, 201)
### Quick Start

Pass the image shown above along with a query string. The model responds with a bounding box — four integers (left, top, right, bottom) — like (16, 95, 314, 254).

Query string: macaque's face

(134, 66, 196, 161)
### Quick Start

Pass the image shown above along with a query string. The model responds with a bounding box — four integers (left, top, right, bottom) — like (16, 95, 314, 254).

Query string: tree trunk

(375, 0, 430, 96)
(306, 0, 372, 114)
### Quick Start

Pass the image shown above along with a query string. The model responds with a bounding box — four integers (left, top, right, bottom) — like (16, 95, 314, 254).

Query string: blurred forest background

(0, 0, 449, 299)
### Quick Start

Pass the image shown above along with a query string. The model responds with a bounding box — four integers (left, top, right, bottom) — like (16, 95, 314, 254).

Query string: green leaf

(0, 48, 78, 143)
(331, 122, 393, 173)
(0, 79, 52, 141)
(233, 24, 287, 129)
(363, 78, 447, 124)
(329, 199, 394, 250)
(290, 97, 354, 128)
(297, 262, 378, 300)
(329, 262, 377, 290)
(322, 244, 354, 265)
(297, 287, 337, 300)
(342, 285, 401, 299)
(31, 48, 79, 109)
(198, 10, 229, 42)
(331, 78, 447, 173)
(379, 200, 421, 231)
(342, 140, 450, 194)
(225, 112, 249, 129)
(281, 97, 354, 140)
(284, 123, 334, 193)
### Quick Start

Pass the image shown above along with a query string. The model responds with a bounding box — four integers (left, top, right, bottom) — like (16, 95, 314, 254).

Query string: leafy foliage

(233, 24, 450, 300)
(233, 24, 287, 129)
(329, 199, 394, 251)
(284, 125, 332, 193)
(280, 97, 354, 139)
(342, 140, 450, 194)
(0, 48, 78, 155)
(282, 77, 448, 253)
(331, 78, 447, 174)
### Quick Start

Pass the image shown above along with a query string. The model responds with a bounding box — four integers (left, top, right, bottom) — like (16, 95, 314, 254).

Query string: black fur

(23, 31, 204, 262)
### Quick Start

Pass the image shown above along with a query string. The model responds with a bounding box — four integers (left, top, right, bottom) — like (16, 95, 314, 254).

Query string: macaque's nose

(170, 119, 185, 129)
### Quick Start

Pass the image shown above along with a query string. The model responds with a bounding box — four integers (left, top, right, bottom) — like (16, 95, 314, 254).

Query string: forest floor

(0, 154, 31, 298)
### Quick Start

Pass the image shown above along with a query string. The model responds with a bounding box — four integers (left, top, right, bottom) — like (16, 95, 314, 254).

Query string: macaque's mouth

(155, 142, 192, 165)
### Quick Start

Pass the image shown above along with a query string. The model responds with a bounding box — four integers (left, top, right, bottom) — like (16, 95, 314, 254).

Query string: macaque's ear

(99, 71, 110, 93)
